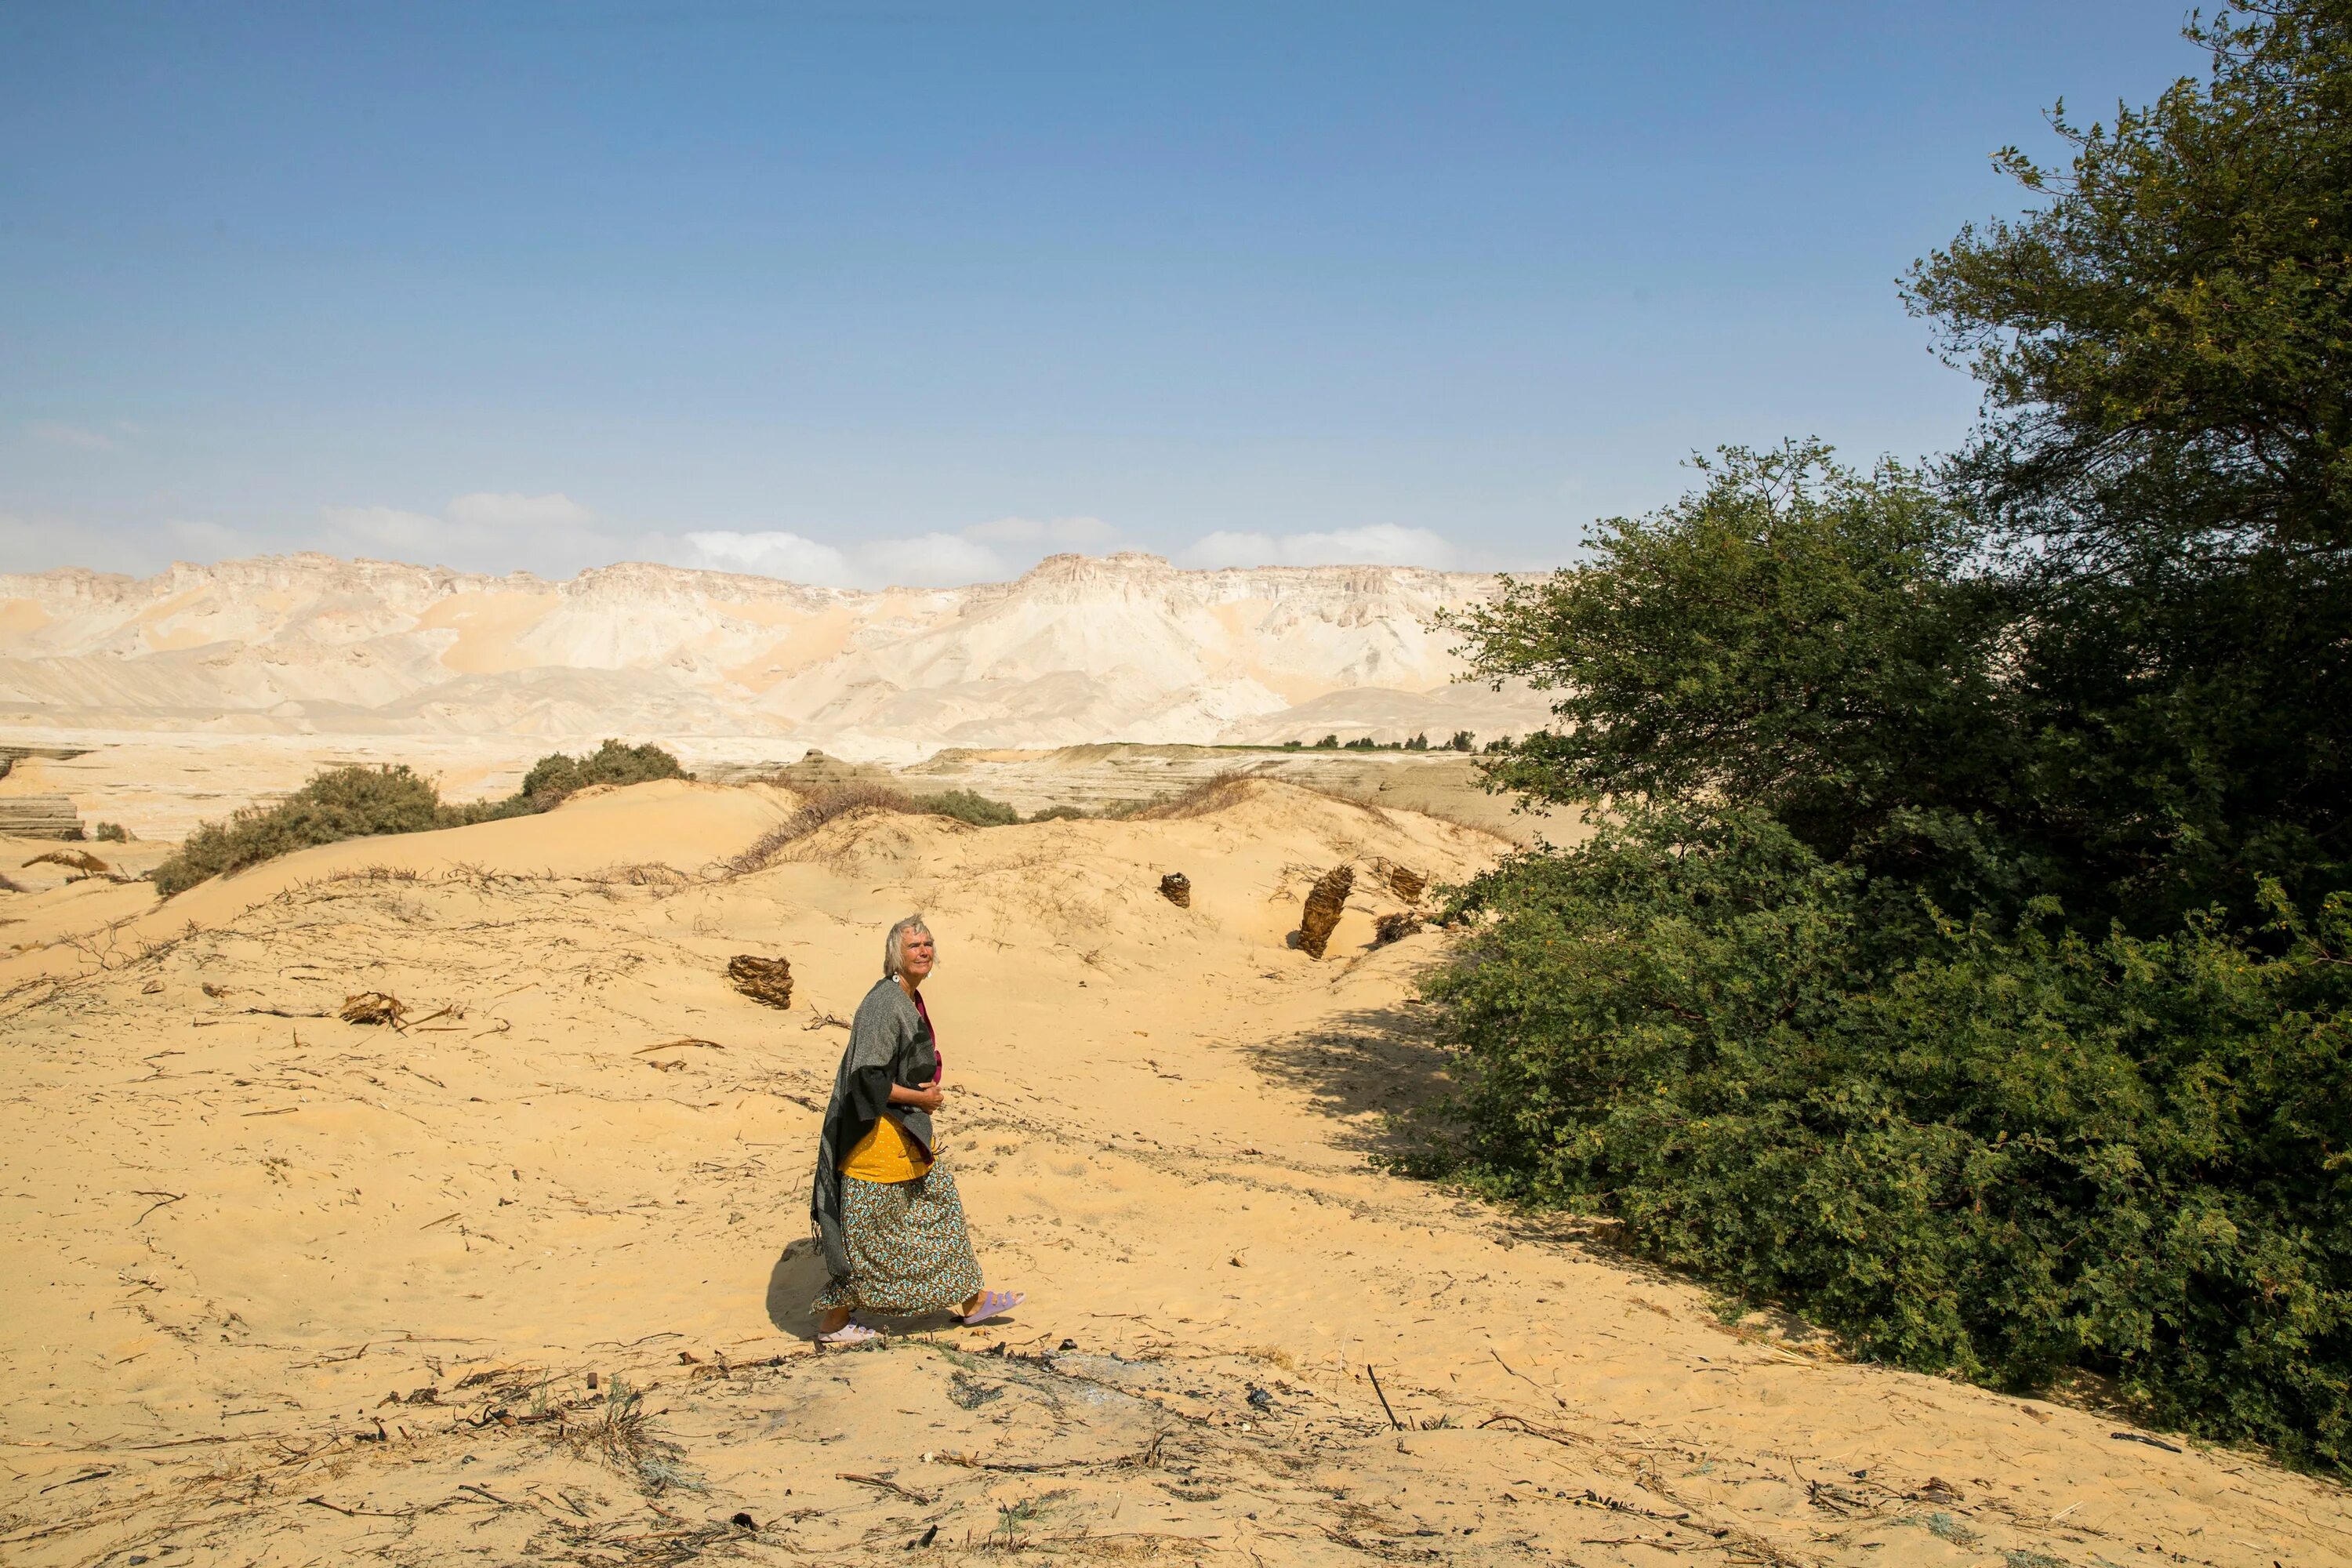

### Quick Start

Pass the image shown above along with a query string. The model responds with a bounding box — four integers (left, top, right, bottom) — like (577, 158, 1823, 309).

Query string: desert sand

(3, 779, 2347, 1566)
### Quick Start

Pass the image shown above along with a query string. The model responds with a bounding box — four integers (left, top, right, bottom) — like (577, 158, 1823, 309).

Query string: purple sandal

(961, 1289, 1025, 1326)
(818, 1322, 880, 1346)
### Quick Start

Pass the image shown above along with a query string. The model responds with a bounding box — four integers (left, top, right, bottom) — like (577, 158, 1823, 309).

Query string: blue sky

(2, 2, 2201, 586)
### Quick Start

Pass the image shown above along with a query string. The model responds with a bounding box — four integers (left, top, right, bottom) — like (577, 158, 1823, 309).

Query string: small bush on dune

(154, 764, 449, 897)
(727, 783, 916, 876)
(1135, 771, 1259, 820)
(154, 741, 692, 898)
(514, 739, 692, 808)
(909, 789, 1021, 827)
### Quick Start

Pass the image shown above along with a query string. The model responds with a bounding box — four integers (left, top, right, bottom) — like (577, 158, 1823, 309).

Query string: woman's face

(899, 929, 936, 983)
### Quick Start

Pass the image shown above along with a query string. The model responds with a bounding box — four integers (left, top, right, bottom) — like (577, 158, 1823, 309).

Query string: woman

(811, 915, 1023, 1345)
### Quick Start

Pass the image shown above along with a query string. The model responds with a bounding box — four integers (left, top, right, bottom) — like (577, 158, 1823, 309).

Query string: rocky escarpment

(0, 553, 1550, 757)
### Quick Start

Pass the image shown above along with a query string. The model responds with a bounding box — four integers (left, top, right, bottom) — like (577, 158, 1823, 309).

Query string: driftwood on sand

(340, 992, 408, 1026)
(727, 954, 794, 1008)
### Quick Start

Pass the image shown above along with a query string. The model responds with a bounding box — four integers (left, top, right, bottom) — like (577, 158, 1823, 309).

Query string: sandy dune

(2, 781, 2345, 1566)
(0, 730, 1557, 847)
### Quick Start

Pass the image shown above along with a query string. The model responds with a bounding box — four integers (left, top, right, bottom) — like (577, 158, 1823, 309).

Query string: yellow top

(838, 1112, 933, 1183)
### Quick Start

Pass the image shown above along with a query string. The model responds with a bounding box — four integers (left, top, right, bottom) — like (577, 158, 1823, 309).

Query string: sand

(0, 730, 1562, 846)
(2, 779, 2345, 1566)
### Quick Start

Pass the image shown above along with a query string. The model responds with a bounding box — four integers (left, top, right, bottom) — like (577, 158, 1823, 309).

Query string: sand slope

(2, 782, 2344, 1566)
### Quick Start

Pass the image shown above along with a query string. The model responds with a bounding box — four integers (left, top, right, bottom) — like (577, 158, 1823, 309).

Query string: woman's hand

(889, 1081, 944, 1113)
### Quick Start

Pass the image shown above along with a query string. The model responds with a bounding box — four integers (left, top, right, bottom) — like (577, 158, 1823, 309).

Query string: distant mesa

(0, 552, 1555, 760)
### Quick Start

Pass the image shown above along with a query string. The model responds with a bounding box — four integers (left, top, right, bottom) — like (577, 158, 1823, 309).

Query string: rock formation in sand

(0, 552, 1555, 758)
(1297, 862, 1355, 957)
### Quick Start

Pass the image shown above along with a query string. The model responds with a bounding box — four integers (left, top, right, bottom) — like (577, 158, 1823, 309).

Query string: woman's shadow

(764, 1237, 833, 1340)
(765, 1238, 979, 1340)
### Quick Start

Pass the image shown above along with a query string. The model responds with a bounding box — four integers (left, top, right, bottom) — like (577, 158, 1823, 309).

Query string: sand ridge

(1, 779, 2345, 1566)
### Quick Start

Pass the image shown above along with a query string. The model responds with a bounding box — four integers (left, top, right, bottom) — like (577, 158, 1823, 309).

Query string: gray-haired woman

(810, 916, 1023, 1345)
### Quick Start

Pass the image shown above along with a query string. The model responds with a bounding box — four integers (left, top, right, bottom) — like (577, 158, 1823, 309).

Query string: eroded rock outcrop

(1298, 865, 1355, 958)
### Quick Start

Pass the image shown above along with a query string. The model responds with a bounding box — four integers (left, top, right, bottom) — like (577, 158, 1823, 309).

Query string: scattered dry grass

(23, 848, 113, 875)
(588, 862, 693, 896)
(724, 784, 916, 876)
(1131, 771, 1264, 820)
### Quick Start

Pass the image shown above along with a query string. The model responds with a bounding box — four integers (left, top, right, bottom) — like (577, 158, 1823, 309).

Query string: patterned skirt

(815, 1163, 985, 1315)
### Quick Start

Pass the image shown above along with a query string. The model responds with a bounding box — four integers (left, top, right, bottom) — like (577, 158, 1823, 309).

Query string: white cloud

(164, 518, 252, 558)
(1181, 523, 1457, 569)
(0, 512, 145, 572)
(682, 529, 855, 586)
(882, 532, 1007, 586)
(676, 528, 1007, 589)
(449, 491, 593, 528)
(324, 505, 452, 553)
(323, 490, 599, 562)
(964, 514, 1117, 546)
(25, 420, 114, 451)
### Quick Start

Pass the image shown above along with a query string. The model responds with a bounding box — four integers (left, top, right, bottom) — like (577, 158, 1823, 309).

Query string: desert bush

(1418, 808, 2352, 1467)
(1025, 804, 1091, 822)
(92, 822, 130, 842)
(1134, 772, 1258, 821)
(513, 739, 692, 809)
(153, 741, 695, 896)
(154, 765, 450, 897)
(909, 789, 1021, 827)
(726, 783, 914, 876)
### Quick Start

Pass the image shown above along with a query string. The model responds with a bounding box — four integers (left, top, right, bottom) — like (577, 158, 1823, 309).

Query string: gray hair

(883, 914, 934, 978)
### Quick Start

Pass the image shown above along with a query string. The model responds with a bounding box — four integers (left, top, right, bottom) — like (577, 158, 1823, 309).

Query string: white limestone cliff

(0, 551, 1552, 757)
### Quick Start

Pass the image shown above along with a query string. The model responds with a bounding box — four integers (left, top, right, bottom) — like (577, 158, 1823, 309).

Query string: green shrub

(513, 739, 691, 808)
(154, 741, 695, 897)
(154, 765, 450, 897)
(909, 789, 1021, 827)
(1417, 809, 2352, 1468)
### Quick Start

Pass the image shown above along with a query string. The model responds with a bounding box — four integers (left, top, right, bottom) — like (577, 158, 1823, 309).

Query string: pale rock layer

(0, 553, 1555, 760)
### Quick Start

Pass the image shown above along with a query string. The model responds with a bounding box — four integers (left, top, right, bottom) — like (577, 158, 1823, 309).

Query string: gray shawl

(811, 976, 938, 1280)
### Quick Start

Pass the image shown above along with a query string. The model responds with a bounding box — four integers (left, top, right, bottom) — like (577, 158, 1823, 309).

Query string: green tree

(1448, 444, 2015, 870)
(1904, 0, 2352, 926)
(1419, 0, 2352, 1467)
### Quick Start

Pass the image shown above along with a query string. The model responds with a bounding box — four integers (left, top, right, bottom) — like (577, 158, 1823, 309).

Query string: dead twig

(1365, 1363, 1403, 1429)
(132, 1191, 184, 1225)
(837, 1471, 935, 1504)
